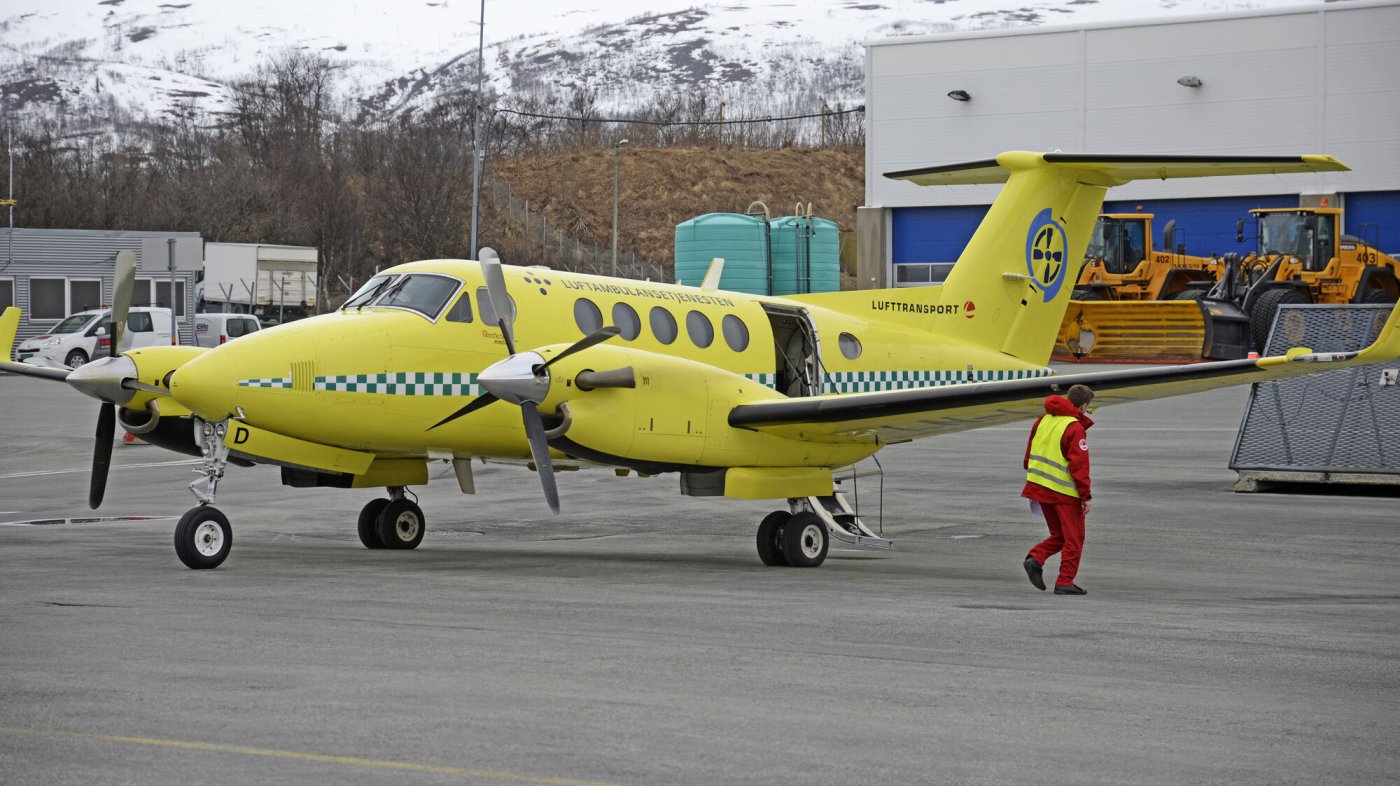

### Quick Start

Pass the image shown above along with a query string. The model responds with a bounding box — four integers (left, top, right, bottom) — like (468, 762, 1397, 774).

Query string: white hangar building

(857, 0, 1400, 288)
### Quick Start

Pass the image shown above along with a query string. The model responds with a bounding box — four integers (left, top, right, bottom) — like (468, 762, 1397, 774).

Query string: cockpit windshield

(341, 275, 396, 310)
(375, 274, 460, 318)
(339, 273, 462, 320)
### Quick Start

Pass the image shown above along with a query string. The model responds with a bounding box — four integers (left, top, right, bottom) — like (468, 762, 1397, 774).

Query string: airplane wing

(730, 306, 1400, 444)
(0, 307, 72, 382)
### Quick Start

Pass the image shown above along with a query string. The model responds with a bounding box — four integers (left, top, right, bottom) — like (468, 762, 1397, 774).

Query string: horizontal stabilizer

(886, 153, 1348, 187)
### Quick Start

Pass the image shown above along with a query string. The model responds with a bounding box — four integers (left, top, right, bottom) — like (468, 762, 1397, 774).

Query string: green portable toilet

(769, 215, 840, 295)
(674, 213, 771, 294)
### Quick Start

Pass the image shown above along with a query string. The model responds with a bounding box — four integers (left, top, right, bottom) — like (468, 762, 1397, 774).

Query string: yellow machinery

(1239, 206, 1400, 349)
(1073, 212, 1224, 301)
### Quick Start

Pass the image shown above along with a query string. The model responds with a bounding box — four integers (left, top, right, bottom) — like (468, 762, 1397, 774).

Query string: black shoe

(1023, 557, 1045, 591)
(1053, 584, 1087, 596)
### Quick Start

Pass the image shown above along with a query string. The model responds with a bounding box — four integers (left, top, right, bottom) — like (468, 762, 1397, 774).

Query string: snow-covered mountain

(0, 0, 1319, 129)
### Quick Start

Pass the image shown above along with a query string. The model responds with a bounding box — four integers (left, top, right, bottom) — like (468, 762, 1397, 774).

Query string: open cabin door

(761, 303, 823, 397)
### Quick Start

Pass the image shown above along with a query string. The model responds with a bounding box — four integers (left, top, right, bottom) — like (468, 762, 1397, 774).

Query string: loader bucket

(1054, 301, 1207, 362)
(1198, 298, 1251, 360)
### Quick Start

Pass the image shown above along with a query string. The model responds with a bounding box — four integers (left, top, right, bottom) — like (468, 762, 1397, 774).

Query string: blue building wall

(1347, 191, 1400, 253)
(890, 190, 1400, 280)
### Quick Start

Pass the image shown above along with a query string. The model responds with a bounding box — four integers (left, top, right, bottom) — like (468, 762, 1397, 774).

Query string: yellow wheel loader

(1073, 212, 1225, 301)
(1237, 206, 1400, 350)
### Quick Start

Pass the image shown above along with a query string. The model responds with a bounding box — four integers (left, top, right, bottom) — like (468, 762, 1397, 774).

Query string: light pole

(469, 0, 486, 258)
(611, 138, 629, 277)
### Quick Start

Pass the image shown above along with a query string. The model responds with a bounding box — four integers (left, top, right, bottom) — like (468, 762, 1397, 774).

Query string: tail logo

(1025, 208, 1068, 302)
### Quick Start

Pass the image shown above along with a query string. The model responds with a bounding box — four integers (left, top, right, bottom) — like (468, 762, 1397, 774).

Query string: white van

(193, 313, 262, 348)
(15, 307, 175, 368)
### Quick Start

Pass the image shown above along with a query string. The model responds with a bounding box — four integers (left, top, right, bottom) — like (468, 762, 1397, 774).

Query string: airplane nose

(169, 350, 243, 420)
(66, 355, 137, 405)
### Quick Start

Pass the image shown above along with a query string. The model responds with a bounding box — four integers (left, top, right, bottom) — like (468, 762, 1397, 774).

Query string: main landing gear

(356, 488, 426, 550)
(754, 492, 895, 568)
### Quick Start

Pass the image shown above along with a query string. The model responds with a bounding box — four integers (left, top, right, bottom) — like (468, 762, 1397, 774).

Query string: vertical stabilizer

(884, 152, 1347, 365)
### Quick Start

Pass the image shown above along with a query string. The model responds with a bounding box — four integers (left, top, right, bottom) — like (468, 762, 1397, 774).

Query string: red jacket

(1021, 394, 1093, 504)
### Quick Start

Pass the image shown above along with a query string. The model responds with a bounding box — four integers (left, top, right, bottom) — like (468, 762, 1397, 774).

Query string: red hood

(1043, 394, 1094, 428)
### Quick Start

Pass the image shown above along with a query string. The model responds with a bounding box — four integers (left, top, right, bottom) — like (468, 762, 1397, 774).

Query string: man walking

(1021, 384, 1094, 596)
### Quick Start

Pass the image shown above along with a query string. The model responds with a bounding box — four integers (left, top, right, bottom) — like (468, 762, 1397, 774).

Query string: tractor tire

(1249, 288, 1309, 353)
(1171, 289, 1207, 301)
(1071, 289, 1107, 302)
(1362, 288, 1398, 305)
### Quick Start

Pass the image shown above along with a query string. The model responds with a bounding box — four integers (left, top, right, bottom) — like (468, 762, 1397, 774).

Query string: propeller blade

(427, 392, 500, 431)
(521, 406, 560, 514)
(539, 326, 622, 373)
(89, 402, 115, 509)
(110, 250, 137, 359)
(479, 248, 516, 355)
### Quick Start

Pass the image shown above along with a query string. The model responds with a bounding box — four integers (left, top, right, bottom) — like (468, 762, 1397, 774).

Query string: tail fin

(885, 152, 1348, 364)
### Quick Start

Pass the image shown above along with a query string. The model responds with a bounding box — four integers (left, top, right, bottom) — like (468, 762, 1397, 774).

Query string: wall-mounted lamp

(946, 89, 971, 102)
(1177, 76, 1203, 88)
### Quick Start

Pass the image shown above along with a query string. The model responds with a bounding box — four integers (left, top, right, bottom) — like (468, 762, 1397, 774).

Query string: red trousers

(1028, 501, 1086, 587)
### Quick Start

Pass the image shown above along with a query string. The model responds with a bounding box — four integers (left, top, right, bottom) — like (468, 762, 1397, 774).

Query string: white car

(15, 307, 176, 368)
(193, 313, 262, 348)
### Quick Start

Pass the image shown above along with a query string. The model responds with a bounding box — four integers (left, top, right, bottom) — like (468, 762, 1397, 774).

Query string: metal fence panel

(1230, 304, 1399, 477)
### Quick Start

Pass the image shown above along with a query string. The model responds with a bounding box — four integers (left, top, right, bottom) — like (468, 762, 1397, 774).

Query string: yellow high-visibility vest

(1026, 414, 1080, 497)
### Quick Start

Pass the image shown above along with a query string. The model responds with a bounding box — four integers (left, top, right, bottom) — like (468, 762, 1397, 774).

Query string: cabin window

(686, 310, 714, 348)
(445, 291, 474, 323)
(721, 314, 749, 352)
(375, 274, 460, 319)
(574, 298, 603, 333)
(612, 302, 641, 340)
(477, 286, 517, 326)
(650, 306, 678, 345)
(839, 332, 862, 359)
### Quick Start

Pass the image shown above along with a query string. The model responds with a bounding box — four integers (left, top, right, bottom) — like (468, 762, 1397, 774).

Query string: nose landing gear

(174, 417, 233, 569)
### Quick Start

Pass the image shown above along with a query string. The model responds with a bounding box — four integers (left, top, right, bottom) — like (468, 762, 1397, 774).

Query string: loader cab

(1255, 209, 1337, 273)
(1084, 215, 1149, 275)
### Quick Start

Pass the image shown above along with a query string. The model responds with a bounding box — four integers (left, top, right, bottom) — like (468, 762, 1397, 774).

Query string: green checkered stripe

(744, 373, 778, 387)
(821, 368, 1055, 394)
(239, 376, 292, 389)
(314, 372, 478, 396)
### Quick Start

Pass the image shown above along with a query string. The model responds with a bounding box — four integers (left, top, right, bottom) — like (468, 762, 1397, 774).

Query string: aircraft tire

(357, 498, 390, 549)
(174, 505, 231, 570)
(376, 498, 426, 550)
(781, 512, 829, 568)
(756, 511, 791, 567)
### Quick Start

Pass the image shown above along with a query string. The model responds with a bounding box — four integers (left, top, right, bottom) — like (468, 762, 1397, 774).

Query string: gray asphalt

(1, 369, 1397, 785)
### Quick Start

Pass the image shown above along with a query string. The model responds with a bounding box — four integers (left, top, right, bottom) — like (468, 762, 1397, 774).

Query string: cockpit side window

(374, 274, 461, 319)
(445, 290, 474, 323)
(476, 286, 517, 327)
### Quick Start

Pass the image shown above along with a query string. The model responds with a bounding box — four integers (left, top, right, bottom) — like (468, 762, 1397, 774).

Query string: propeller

(428, 248, 620, 513)
(67, 250, 138, 509)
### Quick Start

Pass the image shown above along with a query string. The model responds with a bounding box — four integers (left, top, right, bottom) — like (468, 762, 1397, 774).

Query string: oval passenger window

(839, 332, 862, 359)
(612, 302, 641, 340)
(650, 307, 678, 345)
(686, 311, 714, 348)
(574, 298, 603, 334)
(722, 314, 749, 352)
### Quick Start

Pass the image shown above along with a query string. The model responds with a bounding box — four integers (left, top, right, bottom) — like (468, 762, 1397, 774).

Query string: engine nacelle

(537, 344, 874, 490)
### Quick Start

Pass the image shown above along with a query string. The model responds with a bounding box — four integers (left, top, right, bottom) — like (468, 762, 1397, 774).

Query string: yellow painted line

(0, 727, 623, 786)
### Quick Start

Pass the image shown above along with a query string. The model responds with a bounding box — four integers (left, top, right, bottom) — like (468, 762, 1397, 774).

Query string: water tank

(674, 213, 770, 294)
(769, 216, 840, 295)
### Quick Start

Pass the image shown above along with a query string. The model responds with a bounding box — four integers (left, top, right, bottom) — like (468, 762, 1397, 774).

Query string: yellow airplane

(3, 151, 1396, 570)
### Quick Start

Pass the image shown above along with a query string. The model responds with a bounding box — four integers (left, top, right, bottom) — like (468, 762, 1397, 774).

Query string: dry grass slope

(491, 146, 864, 273)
